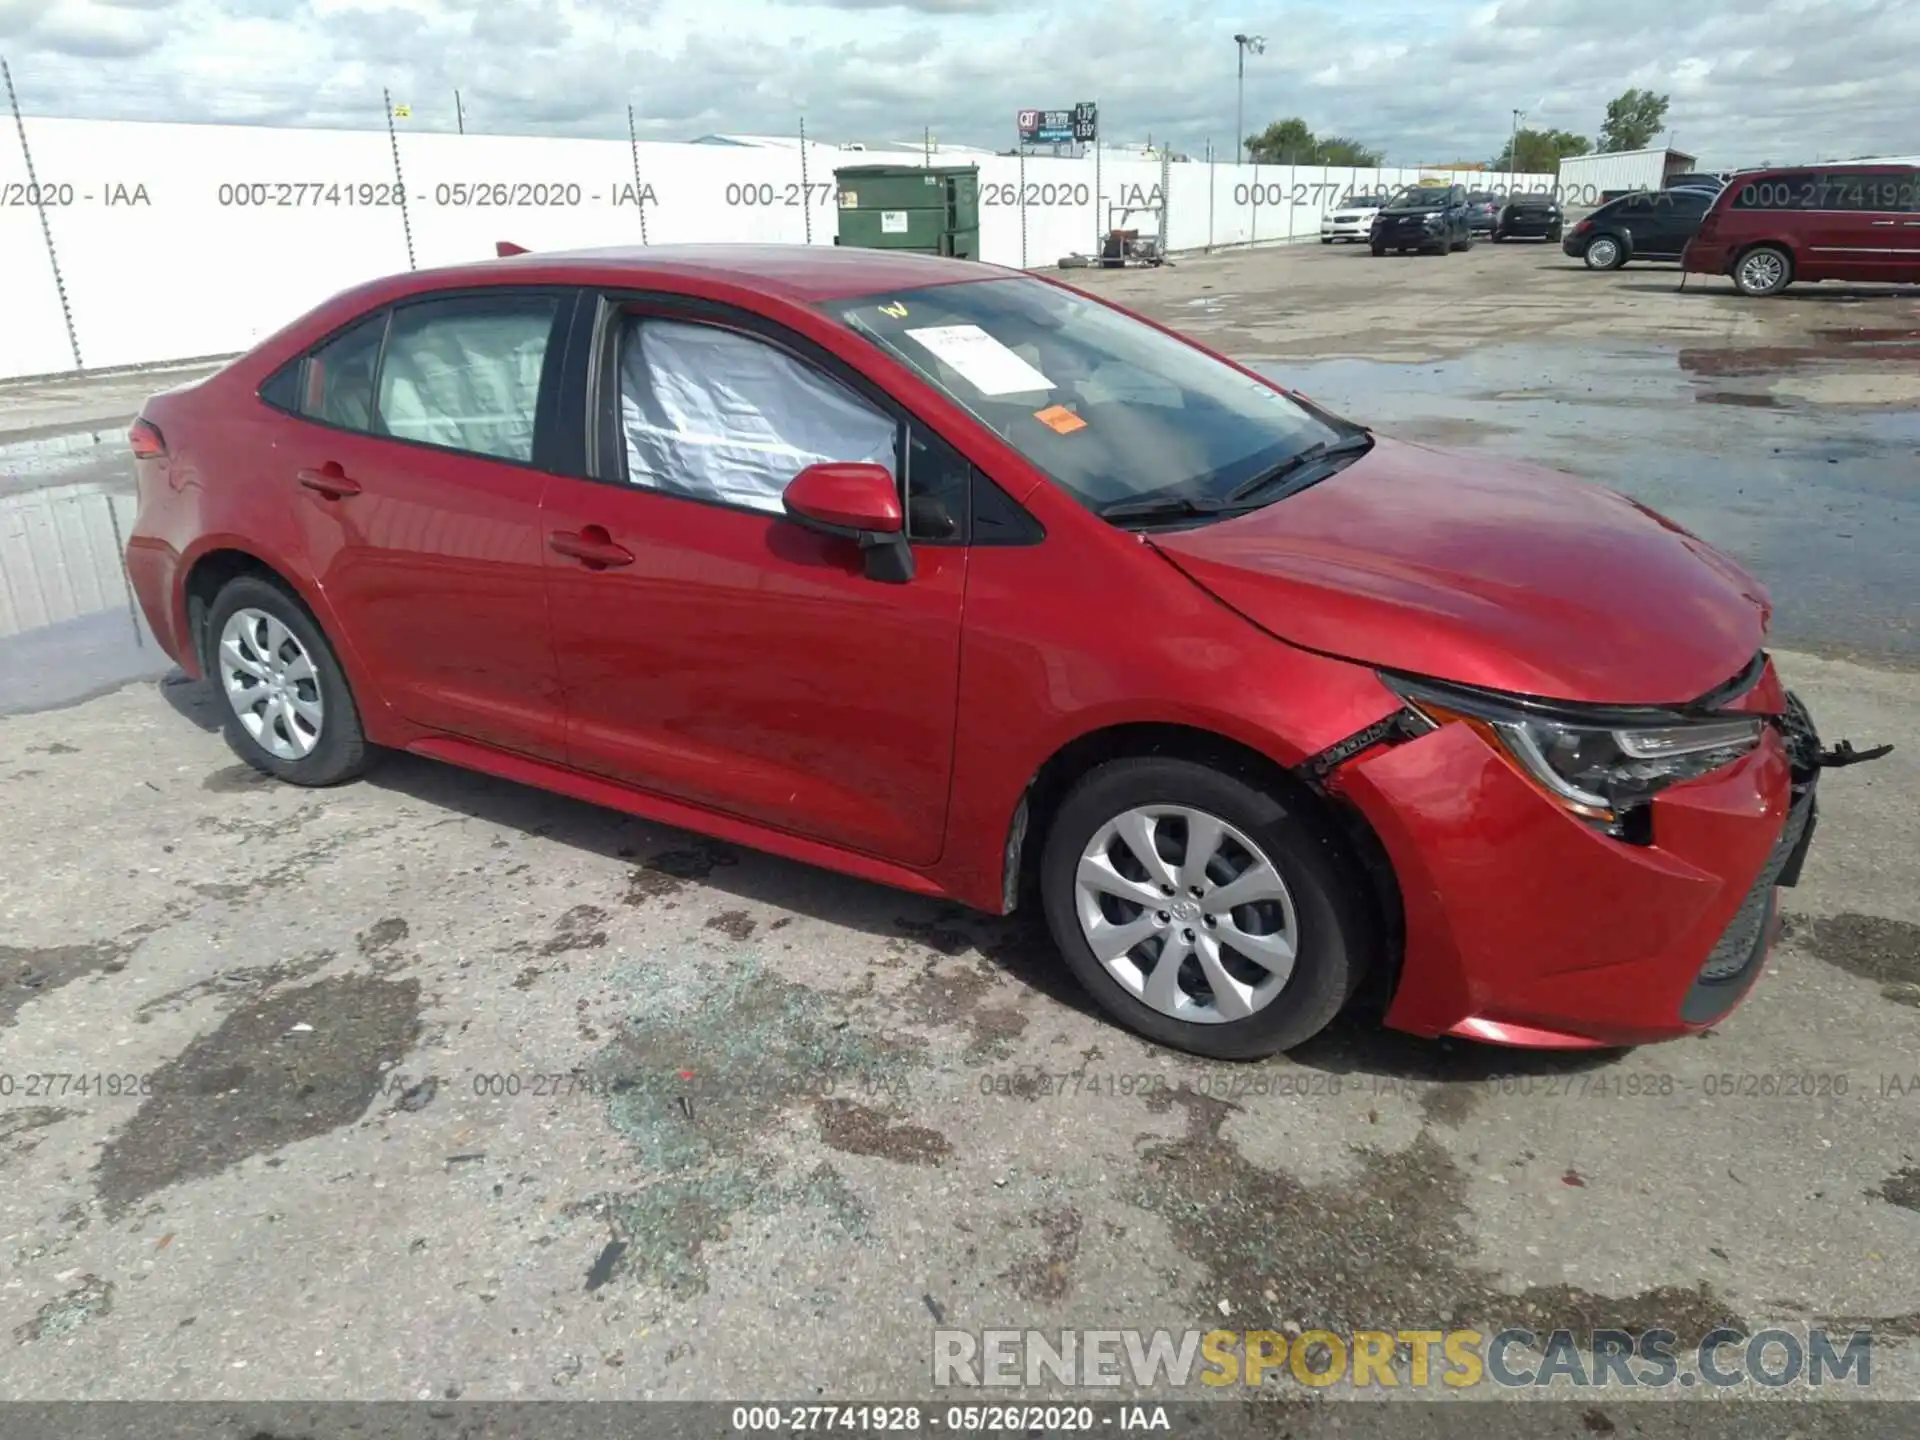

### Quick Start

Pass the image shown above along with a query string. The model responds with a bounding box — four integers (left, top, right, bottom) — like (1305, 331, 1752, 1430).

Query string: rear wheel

(1583, 234, 1626, 270)
(1733, 244, 1793, 296)
(205, 575, 373, 786)
(1039, 758, 1373, 1059)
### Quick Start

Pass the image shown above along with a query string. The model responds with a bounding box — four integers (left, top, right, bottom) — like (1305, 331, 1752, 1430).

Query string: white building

(1556, 146, 1698, 196)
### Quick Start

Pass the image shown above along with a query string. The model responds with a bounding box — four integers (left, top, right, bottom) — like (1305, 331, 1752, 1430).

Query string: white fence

(0, 117, 1555, 380)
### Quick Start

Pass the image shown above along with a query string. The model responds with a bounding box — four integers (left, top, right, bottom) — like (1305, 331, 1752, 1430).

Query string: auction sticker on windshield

(905, 324, 1053, 395)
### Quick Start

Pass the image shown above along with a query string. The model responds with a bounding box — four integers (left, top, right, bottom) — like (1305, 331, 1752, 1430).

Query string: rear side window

(375, 294, 560, 463)
(300, 314, 386, 431)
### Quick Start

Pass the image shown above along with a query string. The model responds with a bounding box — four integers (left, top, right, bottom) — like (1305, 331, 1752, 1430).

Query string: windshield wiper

(1096, 493, 1230, 524)
(1225, 431, 1374, 505)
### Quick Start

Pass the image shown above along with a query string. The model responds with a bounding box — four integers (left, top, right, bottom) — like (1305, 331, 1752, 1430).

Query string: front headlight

(1383, 673, 1764, 835)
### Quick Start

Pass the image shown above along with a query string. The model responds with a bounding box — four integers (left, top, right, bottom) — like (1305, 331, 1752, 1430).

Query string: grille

(1695, 780, 1813, 983)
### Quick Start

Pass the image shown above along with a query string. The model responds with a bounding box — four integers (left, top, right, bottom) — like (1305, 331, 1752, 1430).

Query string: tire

(1371, 243, 1386, 256)
(1491, 230, 1505, 244)
(1733, 244, 1793, 296)
(1583, 234, 1626, 270)
(1038, 757, 1374, 1060)
(1321, 237, 1333, 245)
(1548, 225, 1563, 242)
(204, 574, 373, 787)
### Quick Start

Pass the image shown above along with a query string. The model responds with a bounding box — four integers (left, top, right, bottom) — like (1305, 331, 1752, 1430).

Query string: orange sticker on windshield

(1034, 404, 1087, 434)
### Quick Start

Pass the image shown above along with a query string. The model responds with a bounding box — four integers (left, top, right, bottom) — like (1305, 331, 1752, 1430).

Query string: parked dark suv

(1370, 184, 1474, 255)
(1563, 188, 1716, 270)
(1682, 164, 1920, 295)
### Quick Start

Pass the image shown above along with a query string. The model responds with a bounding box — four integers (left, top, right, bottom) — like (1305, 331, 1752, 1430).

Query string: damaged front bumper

(1320, 676, 1883, 1049)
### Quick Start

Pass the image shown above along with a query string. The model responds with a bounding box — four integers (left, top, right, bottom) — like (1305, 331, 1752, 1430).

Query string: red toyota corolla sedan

(125, 243, 1836, 1060)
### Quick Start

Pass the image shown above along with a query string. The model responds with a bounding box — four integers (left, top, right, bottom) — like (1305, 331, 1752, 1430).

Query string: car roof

(396, 243, 1016, 304)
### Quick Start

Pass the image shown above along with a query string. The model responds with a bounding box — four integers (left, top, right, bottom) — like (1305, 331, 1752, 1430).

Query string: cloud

(0, 0, 1915, 165)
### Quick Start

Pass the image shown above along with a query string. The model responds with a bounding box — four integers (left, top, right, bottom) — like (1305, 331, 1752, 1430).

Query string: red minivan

(1683, 163, 1920, 295)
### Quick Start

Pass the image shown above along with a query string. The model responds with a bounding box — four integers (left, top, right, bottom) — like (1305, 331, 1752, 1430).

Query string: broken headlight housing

(1382, 672, 1764, 836)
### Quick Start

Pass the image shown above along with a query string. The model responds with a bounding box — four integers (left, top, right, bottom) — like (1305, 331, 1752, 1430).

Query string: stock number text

(217, 181, 402, 207)
(725, 181, 836, 207)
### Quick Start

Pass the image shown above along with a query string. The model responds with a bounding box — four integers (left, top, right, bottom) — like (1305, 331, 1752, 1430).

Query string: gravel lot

(2, 240, 1916, 1430)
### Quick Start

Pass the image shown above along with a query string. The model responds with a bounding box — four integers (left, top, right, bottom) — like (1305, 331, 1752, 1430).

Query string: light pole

(1509, 108, 1525, 191)
(1234, 33, 1265, 162)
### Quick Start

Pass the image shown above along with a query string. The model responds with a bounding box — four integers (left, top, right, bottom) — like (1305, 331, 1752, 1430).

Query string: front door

(1637, 188, 1713, 258)
(540, 301, 966, 866)
(285, 290, 571, 760)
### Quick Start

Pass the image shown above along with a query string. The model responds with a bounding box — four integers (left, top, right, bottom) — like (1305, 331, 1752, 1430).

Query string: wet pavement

(0, 429, 169, 716)
(0, 247, 1917, 1415)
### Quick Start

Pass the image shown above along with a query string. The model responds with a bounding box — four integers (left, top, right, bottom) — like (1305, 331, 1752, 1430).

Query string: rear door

(278, 288, 575, 760)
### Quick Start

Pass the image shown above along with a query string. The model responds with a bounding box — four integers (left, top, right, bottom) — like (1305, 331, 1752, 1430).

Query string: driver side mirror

(782, 461, 915, 584)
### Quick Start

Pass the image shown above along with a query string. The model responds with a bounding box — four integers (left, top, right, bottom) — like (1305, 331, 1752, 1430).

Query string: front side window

(822, 277, 1347, 518)
(374, 293, 558, 463)
(617, 316, 898, 515)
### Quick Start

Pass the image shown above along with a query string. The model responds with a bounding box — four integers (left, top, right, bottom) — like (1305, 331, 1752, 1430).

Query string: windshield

(821, 276, 1346, 518)
(1343, 193, 1387, 207)
(1388, 186, 1451, 208)
(1467, 192, 1495, 203)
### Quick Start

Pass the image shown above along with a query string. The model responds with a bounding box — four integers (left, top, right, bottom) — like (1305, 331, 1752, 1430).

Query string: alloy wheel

(1586, 237, 1620, 268)
(1738, 249, 1786, 294)
(1073, 804, 1298, 1024)
(218, 607, 324, 760)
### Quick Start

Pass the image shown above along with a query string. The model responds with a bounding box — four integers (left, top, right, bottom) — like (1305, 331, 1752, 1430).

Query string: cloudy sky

(1, 0, 1914, 166)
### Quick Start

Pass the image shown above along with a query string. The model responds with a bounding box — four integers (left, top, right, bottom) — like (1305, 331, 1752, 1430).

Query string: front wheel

(205, 575, 373, 786)
(1039, 758, 1373, 1059)
(1371, 242, 1386, 256)
(1733, 245, 1793, 296)
(1321, 236, 1333, 245)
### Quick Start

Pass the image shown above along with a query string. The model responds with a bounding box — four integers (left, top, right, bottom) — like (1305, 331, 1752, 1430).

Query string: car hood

(1148, 435, 1771, 706)
(1380, 208, 1444, 218)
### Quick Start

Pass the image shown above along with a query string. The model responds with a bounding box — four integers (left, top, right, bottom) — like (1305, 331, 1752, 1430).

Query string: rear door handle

(549, 527, 634, 568)
(1869, 219, 1897, 226)
(296, 465, 362, 498)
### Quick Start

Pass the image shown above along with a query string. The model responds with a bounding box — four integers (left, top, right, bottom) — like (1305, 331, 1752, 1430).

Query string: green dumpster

(833, 164, 980, 260)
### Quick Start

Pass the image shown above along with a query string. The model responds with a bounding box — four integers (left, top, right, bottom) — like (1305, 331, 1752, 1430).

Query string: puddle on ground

(0, 467, 170, 715)
(0, 428, 127, 488)
(1258, 342, 1920, 665)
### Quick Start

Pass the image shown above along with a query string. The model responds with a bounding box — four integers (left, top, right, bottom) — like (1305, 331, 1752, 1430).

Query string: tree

(1315, 135, 1385, 167)
(1490, 127, 1591, 174)
(1244, 116, 1382, 167)
(1598, 89, 1669, 153)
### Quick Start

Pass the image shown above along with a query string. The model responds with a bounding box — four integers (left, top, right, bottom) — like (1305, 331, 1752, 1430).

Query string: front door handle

(1870, 219, 1897, 226)
(297, 464, 361, 498)
(549, 526, 634, 568)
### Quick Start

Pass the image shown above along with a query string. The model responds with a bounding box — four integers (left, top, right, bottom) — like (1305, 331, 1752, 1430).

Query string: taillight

(129, 417, 166, 459)
(1571, 219, 1591, 236)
